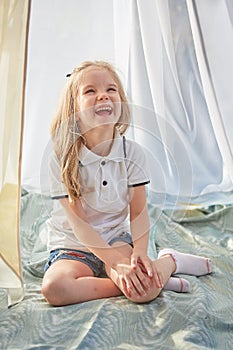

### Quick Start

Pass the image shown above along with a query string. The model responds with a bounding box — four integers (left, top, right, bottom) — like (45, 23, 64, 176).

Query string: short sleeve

(48, 151, 68, 199)
(125, 139, 150, 187)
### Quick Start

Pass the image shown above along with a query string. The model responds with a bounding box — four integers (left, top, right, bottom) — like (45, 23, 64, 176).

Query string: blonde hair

(50, 60, 131, 200)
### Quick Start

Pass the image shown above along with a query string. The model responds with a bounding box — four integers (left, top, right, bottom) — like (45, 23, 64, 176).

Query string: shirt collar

(79, 132, 124, 166)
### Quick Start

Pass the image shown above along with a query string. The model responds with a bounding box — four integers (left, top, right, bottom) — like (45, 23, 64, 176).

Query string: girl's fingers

(136, 268, 152, 290)
(125, 270, 148, 298)
(137, 257, 154, 278)
(129, 275, 147, 298)
(152, 266, 163, 288)
(120, 277, 131, 298)
(131, 255, 139, 269)
(118, 259, 163, 299)
(142, 259, 154, 278)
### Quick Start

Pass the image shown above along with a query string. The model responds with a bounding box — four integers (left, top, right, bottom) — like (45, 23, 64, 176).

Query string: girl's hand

(131, 253, 164, 289)
(113, 259, 153, 299)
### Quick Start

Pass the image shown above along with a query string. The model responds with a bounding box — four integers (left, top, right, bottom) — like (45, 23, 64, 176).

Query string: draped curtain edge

(1, 0, 31, 308)
(187, 0, 233, 183)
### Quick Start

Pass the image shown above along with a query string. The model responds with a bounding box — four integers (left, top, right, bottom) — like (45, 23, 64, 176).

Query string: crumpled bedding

(0, 189, 232, 349)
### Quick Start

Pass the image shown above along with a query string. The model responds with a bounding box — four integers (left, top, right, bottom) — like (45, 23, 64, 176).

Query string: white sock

(163, 277, 190, 293)
(158, 248, 213, 276)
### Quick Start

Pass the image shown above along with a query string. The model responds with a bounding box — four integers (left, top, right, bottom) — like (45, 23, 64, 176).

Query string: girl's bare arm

(129, 185, 163, 288)
(60, 197, 125, 267)
(60, 197, 153, 298)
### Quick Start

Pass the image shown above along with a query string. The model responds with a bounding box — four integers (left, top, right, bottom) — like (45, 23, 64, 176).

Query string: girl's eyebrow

(82, 84, 94, 90)
(82, 83, 118, 90)
(108, 83, 118, 88)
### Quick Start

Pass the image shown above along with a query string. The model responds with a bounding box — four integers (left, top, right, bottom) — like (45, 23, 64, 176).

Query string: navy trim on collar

(128, 180, 150, 188)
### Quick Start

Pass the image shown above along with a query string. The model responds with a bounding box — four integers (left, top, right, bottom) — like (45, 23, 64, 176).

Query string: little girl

(42, 60, 213, 306)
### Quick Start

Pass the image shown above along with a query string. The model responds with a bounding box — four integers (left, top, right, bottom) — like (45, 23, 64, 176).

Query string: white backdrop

(22, 0, 233, 207)
(22, 0, 129, 189)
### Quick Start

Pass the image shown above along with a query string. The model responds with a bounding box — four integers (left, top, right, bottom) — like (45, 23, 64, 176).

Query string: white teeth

(96, 106, 112, 113)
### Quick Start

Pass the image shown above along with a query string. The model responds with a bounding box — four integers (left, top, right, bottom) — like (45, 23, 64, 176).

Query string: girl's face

(76, 68, 122, 134)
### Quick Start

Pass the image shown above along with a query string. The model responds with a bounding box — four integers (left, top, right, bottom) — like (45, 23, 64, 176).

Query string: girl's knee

(41, 277, 66, 306)
(127, 288, 161, 304)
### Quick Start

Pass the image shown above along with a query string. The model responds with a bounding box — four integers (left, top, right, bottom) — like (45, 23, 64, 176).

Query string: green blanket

(0, 190, 232, 349)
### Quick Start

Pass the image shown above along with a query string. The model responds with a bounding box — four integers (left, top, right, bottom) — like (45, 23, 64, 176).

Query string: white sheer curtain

(22, 0, 233, 207)
(187, 0, 233, 187)
(127, 0, 233, 207)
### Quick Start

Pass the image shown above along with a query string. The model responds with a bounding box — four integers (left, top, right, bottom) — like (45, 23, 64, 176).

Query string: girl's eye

(108, 87, 117, 92)
(85, 89, 95, 94)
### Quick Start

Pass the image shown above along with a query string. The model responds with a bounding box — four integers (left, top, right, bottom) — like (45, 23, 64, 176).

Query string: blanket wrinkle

(0, 190, 233, 349)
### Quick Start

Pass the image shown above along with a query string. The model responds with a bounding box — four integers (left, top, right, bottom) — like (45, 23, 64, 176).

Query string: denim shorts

(44, 231, 133, 277)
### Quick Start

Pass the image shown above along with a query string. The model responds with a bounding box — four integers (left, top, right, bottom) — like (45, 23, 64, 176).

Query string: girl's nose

(97, 92, 109, 101)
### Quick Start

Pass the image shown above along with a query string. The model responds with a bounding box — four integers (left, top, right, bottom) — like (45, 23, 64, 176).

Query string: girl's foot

(158, 248, 213, 276)
(163, 276, 190, 293)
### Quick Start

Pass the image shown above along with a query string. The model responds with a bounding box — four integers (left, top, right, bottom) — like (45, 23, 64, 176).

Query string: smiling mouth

(95, 105, 113, 116)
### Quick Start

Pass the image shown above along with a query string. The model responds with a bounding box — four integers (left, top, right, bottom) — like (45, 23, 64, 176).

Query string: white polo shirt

(46, 133, 150, 251)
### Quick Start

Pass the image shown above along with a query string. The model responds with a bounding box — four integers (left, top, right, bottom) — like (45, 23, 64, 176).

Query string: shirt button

(102, 180, 108, 186)
(101, 160, 106, 166)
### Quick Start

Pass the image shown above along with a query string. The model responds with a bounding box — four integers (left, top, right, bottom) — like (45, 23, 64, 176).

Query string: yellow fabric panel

(0, 184, 20, 278)
(0, 0, 30, 298)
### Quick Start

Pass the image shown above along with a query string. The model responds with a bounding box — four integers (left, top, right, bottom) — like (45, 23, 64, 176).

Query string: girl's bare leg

(107, 254, 176, 303)
(41, 260, 123, 306)
(105, 242, 177, 303)
(42, 242, 135, 306)
(42, 245, 177, 306)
